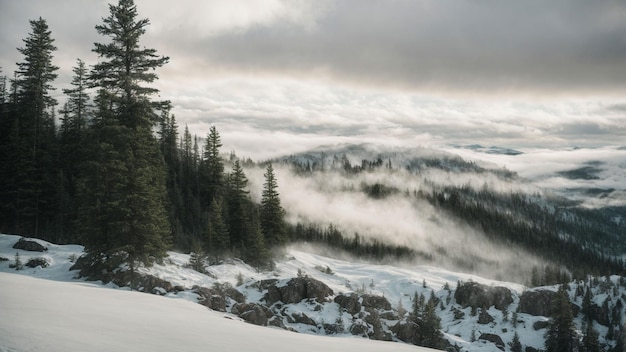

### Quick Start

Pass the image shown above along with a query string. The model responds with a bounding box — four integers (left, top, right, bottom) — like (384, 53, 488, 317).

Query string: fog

(245, 150, 546, 283)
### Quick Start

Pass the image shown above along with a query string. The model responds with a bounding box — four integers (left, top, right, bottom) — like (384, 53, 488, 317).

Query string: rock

(334, 294, 362, 315)
(379, 310, 399, 320)
(452, 307, 465, 320)
(25, 257, 49, 268)
(533, 320, 549, 330)
(361, 294, 392, 311)
(391, 320, 422, 345)
(525, 347, 540, 352)
(194, 287, 227, 312)
(268, 316, 285, 329)
(454, 282, 513, 310)
(349, 321, 370, 337)
(291, 312, 316, 325)
(478, 308, 494, 325)
(478, 333, 505, 351)
(518, 289, 558, 316)
(13, 238, 47, 252)
(233, 303, 272, 326)
(135, 274, 174, 294)
(265, 277, 333, 305)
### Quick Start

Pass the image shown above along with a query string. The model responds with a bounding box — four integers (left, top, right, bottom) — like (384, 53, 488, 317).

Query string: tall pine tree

(260, 163, 287, 248)
(545, 285, 578, 352)
(9, 18, 59, 238)
(79, 0, 170, 266)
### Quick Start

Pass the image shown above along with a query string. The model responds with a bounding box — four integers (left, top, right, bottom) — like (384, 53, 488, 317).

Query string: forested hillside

(0, 0, 624, 288)
(0, 0, 283, 270)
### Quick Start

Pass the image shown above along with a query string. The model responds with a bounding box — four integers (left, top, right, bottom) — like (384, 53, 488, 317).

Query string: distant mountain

(270, 143, 625, 283)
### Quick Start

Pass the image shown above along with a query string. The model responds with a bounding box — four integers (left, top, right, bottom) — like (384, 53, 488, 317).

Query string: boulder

(478, 308, 494, 325)
(391, 320, 422, 345)
(478, 333, 505, 351)
(349, 321, 370, 337)
(533, 320, 549, 330)
(518, 289, 558, 316)
(265, 277, 333, 305)
(361, 294, 392, 311)
(194, 287, 227, 312)
(454, 282, 513, 310)
(233, 303, 272, 326)
(290, 312, 316, 326)
(334, 294, 362, 315)
(13, 238, 47, 252)
(25, 257, 49, 268)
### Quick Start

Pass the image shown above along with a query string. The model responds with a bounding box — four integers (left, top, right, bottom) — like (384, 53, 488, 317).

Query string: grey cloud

(198, 0, 626, 93)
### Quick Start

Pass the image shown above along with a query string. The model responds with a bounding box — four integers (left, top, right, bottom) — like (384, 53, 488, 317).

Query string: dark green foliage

(288, 223, 417, 262)
(79, 0, 171, 265)
(582, 322, 600, 352)
(260, 163, 287, 248)
(509, 331, 522, 352)
(545, 285, 578, 352)
(0, 18, 59, 238)
(200, 125, 225, 207)
(206, 198, 229, 260)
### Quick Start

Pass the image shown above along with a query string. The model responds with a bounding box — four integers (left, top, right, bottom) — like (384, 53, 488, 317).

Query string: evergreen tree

(80, 0, 170, 265)
(509, 331, 522, 352)
(420, 296, 444, 349)
(545, 285, 578, 352)
(226, 160, 250, 252)
(582, 322, 600, 352)
(201, 125, 224, 206)
(260, 163, 287, 247)
(58, 58, 91, 242)
(207, 197, 229, 261)
(7, 18, 59, 237)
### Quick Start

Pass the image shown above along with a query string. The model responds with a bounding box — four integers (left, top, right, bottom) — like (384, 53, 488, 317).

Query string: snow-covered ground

(1, 234, 622, 351)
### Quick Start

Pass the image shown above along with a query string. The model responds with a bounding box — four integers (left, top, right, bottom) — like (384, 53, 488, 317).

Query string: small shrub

(68, 254, 78, 263)
(10, 252, 23, 270)
(0, 257, 8, 262)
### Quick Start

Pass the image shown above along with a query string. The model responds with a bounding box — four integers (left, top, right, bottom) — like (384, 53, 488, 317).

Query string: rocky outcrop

(265, 277, 333, 305)
(289, 312, 316, 325)
(391, 320, 422, 345)
(25, 257, 49, 268)
(361, 294, 392, 311)
(194, 286, 227, 312)
(533, 320, 549, 330)
(232, 303, 273, 326)
(479, 333, 505, 351)
(518, 289, 558, 316)
(13, 238, 47, 252)
(334, 293, 362, 315)
(454, 281, 513, 310)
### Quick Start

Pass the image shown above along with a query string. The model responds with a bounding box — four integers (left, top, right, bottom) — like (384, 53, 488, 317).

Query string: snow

(1, 234, 623, 351)
(0, 272, 432, 352)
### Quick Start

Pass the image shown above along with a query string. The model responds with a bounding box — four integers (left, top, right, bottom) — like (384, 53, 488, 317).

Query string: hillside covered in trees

(0, 0, 624, 289)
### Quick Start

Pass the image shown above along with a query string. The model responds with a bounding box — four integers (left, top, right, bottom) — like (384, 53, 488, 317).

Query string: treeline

(288, 223, 419, 262)
(0, 0, 286, 269)
(423, 184, 625, 279)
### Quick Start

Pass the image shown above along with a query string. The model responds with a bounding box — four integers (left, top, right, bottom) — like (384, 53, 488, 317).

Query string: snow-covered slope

(1, 234, 624, 351)
(0, 272, 433, 352)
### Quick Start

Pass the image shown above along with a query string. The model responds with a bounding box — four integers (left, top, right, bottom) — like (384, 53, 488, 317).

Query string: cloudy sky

(1, 0, 626, 159)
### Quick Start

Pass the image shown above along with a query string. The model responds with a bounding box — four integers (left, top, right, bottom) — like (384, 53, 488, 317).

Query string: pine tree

(79, 0, 170, 266)
(207, 197, 229, 261)
(8, 17, 59, 237)
(509, 331, 522, 352)
(260, 163, 287, 247)
(545, 285, 577, 352)
(582, 321, 600, 352)
(58, 59, 91, 242)
(226, 160, 250, 252)
(201, 125, 224, 206)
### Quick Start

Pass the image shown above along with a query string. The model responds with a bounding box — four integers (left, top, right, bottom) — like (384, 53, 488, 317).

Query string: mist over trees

(0, 0, 624, 286)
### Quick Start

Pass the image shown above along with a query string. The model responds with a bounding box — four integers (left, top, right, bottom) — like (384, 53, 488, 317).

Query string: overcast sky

(1, 0, 625, 159)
